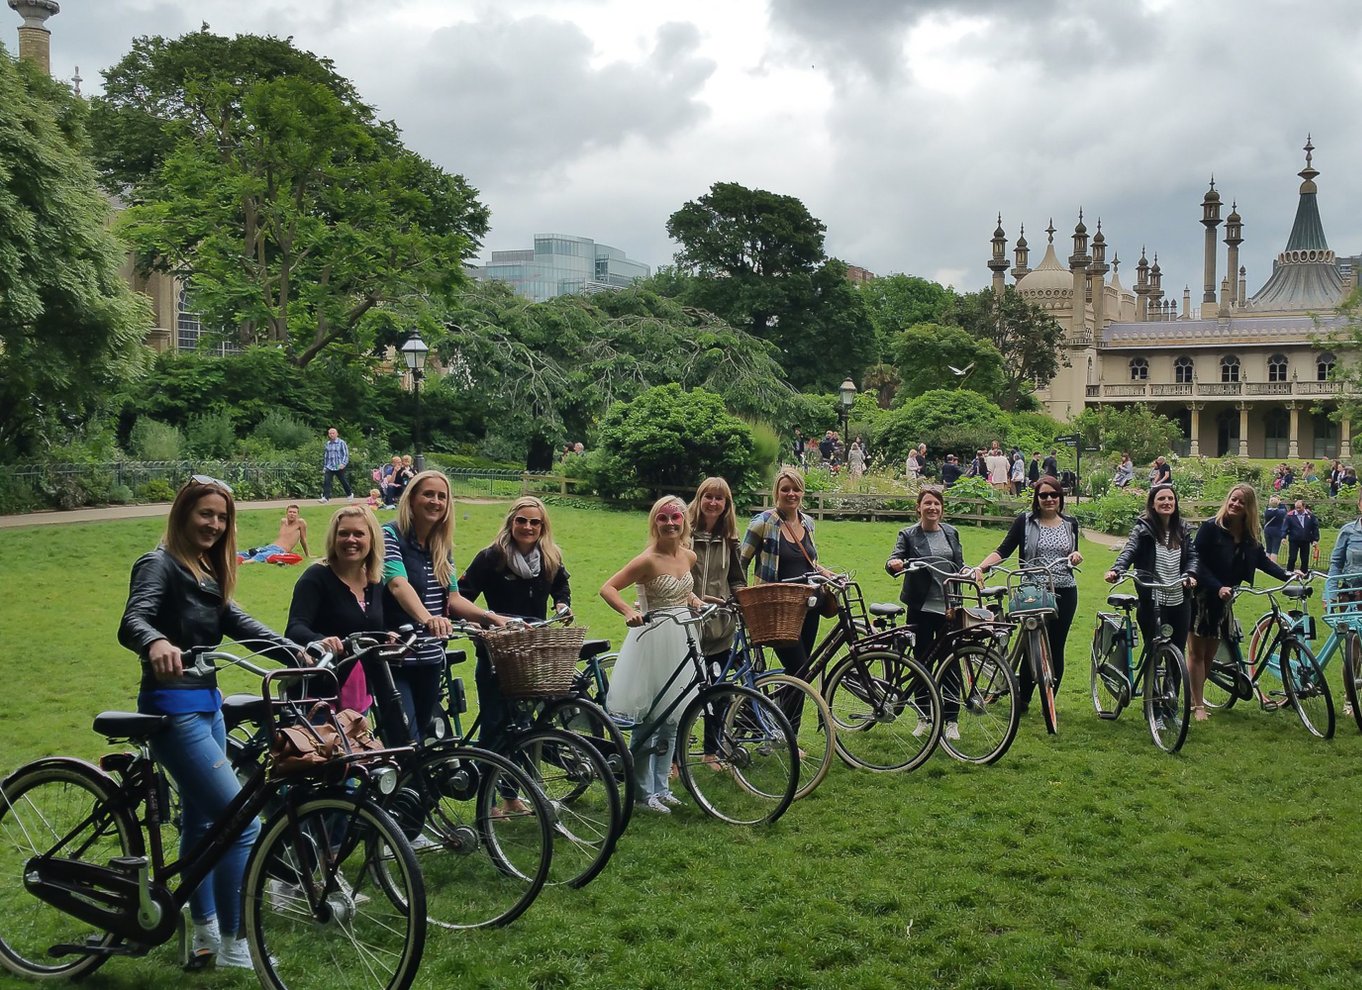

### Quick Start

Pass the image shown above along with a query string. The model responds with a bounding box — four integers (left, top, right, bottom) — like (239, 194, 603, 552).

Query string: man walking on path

(1285, 499, 1320, 573)
(322, 427, 353, 502)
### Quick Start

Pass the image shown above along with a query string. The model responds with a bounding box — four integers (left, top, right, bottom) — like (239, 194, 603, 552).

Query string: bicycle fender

(2, 756, 118, 792)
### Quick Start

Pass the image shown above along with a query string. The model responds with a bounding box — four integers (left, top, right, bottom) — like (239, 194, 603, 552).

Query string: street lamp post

(400, 332, 430, 473)
(838, 376, 857, 439)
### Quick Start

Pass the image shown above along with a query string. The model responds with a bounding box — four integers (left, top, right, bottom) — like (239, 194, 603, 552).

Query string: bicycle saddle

(1283, 586, 1313, 600)
(93, 711, 169, 740)
(579, 639, 612, 661)
(980, 586, 1008, 600)
(868, 603, 904, 618)
(1106, 594, 1139, 610)
(221, 693, 270, 730)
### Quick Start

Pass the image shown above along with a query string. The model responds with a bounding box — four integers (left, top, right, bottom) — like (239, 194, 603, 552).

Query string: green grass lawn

(2, 502, 1361, 989)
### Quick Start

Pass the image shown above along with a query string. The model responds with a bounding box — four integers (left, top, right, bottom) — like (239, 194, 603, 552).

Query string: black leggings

(1135, 595, 1191, 661)
(771, 609, 821, 734)
(1017, 586, 1077, 708)
(909, 611, 957, 721)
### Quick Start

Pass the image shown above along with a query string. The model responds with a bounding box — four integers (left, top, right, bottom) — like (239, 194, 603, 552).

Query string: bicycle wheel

(1144, 642, 1191, 753)
(676, 685, 798, 825)
(244, 793, 425, 990)
(1203, 642, 1240, 710)
(539, 695, 636, 828)
(825, 650, 942, 772)
(1088, 623, 1130, 719)
(935, 642, 1020, 765)
(1343, 631, 1362, 733)
(1279, 640, 1336, 739)
(752, 672, 834, 799)
(1027, 628, 1058, 735)
(0, 760, 141, 980)
(388, 747, 552, 930)
(502, 728, 620, 888)
(1247, 616, 1288, 713)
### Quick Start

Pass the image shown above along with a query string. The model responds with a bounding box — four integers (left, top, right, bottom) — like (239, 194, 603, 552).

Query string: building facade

(475, 234, 651, 302)
(992, 138, 1358, 460)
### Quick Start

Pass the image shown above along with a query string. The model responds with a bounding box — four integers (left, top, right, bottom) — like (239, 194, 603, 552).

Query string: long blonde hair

(1215, 482, 1263, 544)
(687, 477, 738, 542)
(163, 479, 237, 603)
(323, 505, 385, 584)
(395, 470, 455, 588)
(492, 496, 562, 581)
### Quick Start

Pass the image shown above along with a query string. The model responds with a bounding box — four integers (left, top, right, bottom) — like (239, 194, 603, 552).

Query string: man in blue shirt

(321, 427, 353, 502)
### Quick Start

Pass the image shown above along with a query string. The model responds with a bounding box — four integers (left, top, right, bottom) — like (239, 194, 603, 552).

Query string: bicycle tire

(825, 649, 942, 772)
(751, 672, 834, 799)
(1344, 631, 1362, 733)
(676, 685, 798, 825)
(1246, 614, 1288, 712)
(539, 695, 636, 830)
(1088, 622, 1129, 719)
(1144, 642, 1191, 753)
(934, 642, 1020, 765)
(0, 760, 142, 980)
(501, 728, 620, 888)
(388, 747, 552, 930)
(1027, 628, 1058, 735)
(244, 794, 425, 990)
(1279, 639, 1335, 739)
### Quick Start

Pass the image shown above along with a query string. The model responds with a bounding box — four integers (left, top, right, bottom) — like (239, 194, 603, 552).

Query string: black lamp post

(400, 332, 429, 473)
(838, 376, 857, 439)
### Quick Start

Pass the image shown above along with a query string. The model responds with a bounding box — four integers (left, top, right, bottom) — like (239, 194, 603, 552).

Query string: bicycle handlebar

(1112, 571, 1190, 594)
(639, 603, 726, 628)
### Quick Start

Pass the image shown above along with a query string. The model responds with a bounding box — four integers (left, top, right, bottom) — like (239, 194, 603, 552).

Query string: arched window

(1267, 353, 1288, 383)
(1221, 355, 1240, 383)
(1129, 356, 1149, 381)
(1318, 351, 1336, 382)
(1174, 355, 1194, 384)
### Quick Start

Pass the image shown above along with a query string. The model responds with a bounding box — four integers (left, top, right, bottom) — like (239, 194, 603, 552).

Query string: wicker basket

(484, 625, 586, 699)
(736, 583, 814, 646)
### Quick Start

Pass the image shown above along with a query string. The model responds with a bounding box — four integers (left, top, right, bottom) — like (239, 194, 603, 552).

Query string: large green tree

(890, 322, 1006, 401)
(859, 273, 957, 355)
(89, 31, 488, 366)
(663, 182, 877, 390)
(951, 287, 1065, 412)
(0, 48, 151, 459)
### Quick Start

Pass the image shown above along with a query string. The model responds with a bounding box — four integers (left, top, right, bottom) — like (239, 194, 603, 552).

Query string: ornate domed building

(991, 138, 1358, 460)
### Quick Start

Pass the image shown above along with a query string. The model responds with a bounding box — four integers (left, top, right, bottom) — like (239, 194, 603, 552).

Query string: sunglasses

(513, 516, 544, 527)
(189, 474, 233, 494)
(1037, 491, 1061, 500)
(655, 511, 686, 524)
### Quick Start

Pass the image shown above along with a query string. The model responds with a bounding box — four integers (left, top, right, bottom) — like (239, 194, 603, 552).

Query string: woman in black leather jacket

(117, 478, 299, 969)
(1104, 484, 1198, 659)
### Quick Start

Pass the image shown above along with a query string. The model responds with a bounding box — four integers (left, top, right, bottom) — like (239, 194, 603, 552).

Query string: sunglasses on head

(189, 474, 233, 494)
(655, 511, 685, 524)
(513, 515, 544, 527)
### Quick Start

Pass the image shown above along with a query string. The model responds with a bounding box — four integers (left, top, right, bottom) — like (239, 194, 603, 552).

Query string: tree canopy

(89, 30, 489, 367)
(951, 287, 1066, 411)
(890, 323, 1006, 401)
(0, 48, 151, 459)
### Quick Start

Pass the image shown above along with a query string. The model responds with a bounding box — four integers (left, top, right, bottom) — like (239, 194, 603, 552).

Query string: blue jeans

(238, 543, 283, 563)
(150, 710, 258, 935)
(631, 721, 677, 801)
(322, 468, 352, 498)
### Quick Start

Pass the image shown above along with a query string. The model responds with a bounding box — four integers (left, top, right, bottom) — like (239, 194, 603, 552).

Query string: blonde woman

(601, 496, 705, 813)
(459, 497, 571, 803)
(1187, 483, 1291, 720)
(381, 470, 507, 744)
(286, 504, 387, 714)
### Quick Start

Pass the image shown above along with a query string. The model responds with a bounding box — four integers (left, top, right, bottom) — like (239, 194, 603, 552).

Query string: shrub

(874, 390, 1009, 466)
(185, 411, 237, 459)
(128, 417, 184, 460)
(1071, 489, 1147, 535)
(251, 410, 312, 451)
(136, 478, 177, 502)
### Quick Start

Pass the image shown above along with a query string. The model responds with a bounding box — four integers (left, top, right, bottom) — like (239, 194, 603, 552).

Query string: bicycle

(0, 644, 425, 990)
(1088, 572, 1193, 753)
(580, 604, 800, 826)
(1245, 569, 1362, 732)
(1204, 577, 1336, 738)
(986, 560, 1075, 735)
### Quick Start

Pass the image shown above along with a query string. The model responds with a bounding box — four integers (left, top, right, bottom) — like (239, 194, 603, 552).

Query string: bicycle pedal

(1097, 712, 1120, 721)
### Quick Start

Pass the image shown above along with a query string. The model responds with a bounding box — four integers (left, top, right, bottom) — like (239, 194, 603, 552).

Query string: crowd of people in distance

(791, 428, 867, 478)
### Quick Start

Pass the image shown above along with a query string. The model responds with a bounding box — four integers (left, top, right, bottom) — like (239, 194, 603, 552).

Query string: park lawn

(1, 502, 1361, 990)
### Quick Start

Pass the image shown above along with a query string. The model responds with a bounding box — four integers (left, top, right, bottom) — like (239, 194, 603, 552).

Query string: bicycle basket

(735, 583, 813, 646)
(484, 625, 586, 699)
(1008, 583, 1056, 616)
(1097, 612, 1124, 657)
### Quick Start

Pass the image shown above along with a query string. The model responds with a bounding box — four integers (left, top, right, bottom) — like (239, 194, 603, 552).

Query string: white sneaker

(1153, 717, 1166, 731)
(216, 936, 253, 970)
(268, 878, 302, 912)
(657, 791, 682, 807)
(335, 874, 370, 905)
(409, 833, 440, 852)
(943, 722, 961, 741)
(319, 497, 329, 503)
(637, 796, 671, 814)
(911, 718, 930, 737)
(191, 918, 220, 958)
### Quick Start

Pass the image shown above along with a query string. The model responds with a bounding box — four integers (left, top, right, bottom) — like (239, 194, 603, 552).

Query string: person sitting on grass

(238, 503, 310, 563)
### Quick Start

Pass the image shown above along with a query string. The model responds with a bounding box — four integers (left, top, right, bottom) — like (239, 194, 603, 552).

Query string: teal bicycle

(1246, 569, 1362, 733)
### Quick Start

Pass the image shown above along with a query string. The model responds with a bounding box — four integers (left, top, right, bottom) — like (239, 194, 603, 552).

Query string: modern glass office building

(476, 234, 651, 302)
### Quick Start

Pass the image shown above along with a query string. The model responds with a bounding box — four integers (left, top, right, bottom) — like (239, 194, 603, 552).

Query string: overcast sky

(26, 0, 1362, 309)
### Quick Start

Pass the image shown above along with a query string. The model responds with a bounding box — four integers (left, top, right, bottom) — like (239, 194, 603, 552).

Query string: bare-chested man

(238, 504, 311, 563)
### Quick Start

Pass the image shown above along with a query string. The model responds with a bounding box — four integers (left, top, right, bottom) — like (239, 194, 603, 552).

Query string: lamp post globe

(400, 333, 430, 472)
(838, 376, 857, 438)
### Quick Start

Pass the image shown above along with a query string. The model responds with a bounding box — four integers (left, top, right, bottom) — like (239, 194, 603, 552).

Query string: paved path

(0, 496, 504, 529)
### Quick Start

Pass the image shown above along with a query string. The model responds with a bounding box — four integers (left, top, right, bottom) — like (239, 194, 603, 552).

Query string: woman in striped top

(381, 470, 506, 745)
(1104, 484, 1198, 675)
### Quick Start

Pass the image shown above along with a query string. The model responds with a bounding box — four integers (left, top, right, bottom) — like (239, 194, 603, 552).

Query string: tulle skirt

(607, 607, 700, 725)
